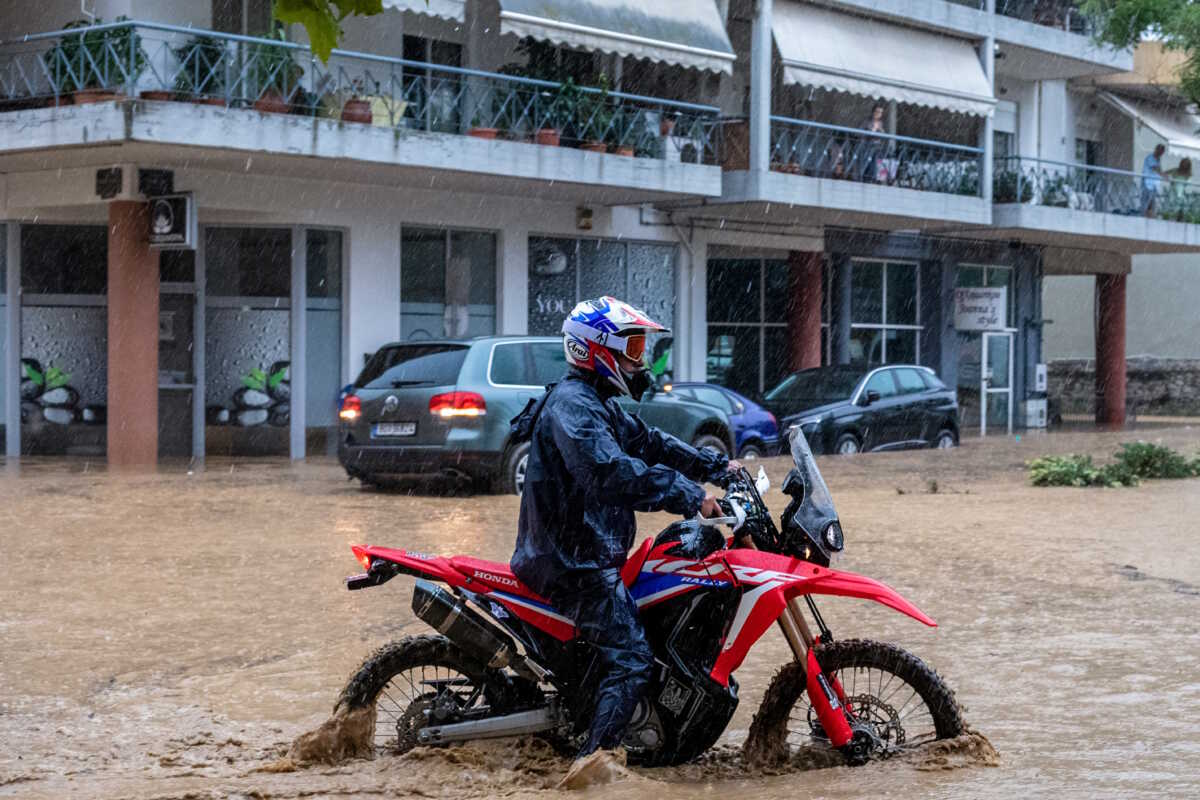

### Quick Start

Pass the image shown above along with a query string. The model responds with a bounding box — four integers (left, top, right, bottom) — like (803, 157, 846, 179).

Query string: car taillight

(768, 411, 778, 429)
(339, 394, 361, 421)
(429, 391, 487, 418)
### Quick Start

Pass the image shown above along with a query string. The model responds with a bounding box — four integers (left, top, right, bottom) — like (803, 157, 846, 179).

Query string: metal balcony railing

(997, 0, 1092, 34)
(768, 117, 984, 197)
(993, 156, 1200, 221)
(0, 20, 721, 161)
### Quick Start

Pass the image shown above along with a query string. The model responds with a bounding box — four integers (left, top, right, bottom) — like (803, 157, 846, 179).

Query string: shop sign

(148, 193, 197, 250)
(954, 287, 1006, 331)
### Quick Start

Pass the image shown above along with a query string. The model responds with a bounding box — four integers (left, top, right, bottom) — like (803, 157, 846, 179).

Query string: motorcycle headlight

(822, 522, 844, 552)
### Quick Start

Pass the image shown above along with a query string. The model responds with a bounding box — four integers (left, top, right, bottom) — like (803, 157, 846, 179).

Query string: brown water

(2, 426, 1199, 798)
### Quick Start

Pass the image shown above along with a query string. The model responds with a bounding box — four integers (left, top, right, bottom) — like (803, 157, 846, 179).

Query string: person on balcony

(861, 103, 887, 183)
(1142, 143, 1167, 217)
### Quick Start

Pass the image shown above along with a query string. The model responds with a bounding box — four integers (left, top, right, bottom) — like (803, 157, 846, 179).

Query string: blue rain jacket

(510, 369, 728, 598)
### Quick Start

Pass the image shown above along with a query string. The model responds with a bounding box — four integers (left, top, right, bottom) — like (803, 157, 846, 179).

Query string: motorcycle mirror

(755, 466, 770, 495)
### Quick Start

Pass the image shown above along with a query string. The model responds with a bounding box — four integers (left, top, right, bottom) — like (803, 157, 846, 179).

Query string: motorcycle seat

(448, 556, 548, 602)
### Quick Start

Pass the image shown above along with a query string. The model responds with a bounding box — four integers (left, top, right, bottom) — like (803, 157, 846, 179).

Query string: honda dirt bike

(337, 429, 963, 766)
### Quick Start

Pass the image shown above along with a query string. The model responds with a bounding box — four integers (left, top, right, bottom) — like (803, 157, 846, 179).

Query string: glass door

(981, 331, 1014, 436)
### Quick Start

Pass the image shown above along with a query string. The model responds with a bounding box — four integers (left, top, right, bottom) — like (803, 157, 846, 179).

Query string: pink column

(107, 201, 160, 466)
(1095, 273, 1126, 428)
(788, 251, 823, 371)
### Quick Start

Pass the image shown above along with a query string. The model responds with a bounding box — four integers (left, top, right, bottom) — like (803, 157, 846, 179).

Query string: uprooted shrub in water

(1112, 442, 1200, 480)
(1029, 442, 1200, 488)
(1028, 454, 1138, 488)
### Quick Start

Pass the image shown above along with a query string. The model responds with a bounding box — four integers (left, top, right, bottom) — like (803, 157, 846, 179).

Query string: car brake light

(429, 391, 487, 418)
(339, 394, 361, 421)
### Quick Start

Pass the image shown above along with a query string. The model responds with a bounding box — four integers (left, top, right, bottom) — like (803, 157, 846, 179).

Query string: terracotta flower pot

(617, 146, 635, 157)
(72, 88, 122, 105)
(139, 90, 175, 102)
(196, 96, 228, 107)
(535, 128, 561, 147)
(581, 141, 607, 153)
(340, 97, 372, 124)
(43, 95, 73, 108)
(467, 127, 499, 140)
(253, 91, 289, 114)
(660, 118, 677, 136)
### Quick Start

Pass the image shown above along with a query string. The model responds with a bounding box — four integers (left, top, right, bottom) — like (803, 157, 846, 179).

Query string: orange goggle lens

(623, 334, 646, 361)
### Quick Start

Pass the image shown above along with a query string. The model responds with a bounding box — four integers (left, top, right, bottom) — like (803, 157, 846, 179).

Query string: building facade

(0, 0, 1188, 464)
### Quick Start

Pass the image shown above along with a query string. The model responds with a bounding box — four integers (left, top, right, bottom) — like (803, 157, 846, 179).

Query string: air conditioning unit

(1034, 363, 1048, 393)
(1023, 398, 1048, 429)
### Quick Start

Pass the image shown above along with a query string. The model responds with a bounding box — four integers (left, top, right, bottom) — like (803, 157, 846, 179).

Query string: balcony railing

(0, 20, 721, 161)
(767, 116, 984, 197)
(994, 156, 1200, 222)
(998, 1, 1091, 33)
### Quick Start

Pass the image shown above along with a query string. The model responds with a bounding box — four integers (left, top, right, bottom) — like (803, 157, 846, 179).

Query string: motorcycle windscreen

(786, 428, 842, 557)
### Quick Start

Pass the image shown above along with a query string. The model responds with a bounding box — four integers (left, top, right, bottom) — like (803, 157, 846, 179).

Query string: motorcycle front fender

(708, 552, 936, 685)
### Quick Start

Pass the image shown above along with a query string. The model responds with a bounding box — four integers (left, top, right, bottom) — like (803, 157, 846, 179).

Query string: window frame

(486, 339, 563, 389)
(706, 257, 792, 395)
(848, 258, 922, 366)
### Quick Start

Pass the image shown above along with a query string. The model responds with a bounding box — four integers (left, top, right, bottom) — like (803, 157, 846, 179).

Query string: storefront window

(307, 229, 343, 455)
(528, 236, 676, 378)
(849, 259, 921, 366)
(401, 227, 496, 340)
(205, 227, 291, 456)
(706, 258, 791, 397)
(19, 225, 108, 456)
(955, 265, 1017, 433)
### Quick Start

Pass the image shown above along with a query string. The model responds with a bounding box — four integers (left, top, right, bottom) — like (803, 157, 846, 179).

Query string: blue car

(663, 382, 780, 458)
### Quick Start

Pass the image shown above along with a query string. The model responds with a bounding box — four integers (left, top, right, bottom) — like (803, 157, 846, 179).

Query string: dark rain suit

(509, 368, 728, 756)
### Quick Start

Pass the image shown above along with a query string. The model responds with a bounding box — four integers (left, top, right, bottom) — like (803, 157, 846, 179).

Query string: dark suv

(763, 364, 959, 455)
(337, 336, 735, 492)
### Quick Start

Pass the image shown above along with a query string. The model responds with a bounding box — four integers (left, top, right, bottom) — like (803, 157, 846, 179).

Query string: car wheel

(503, 442, 531, 495)
(933, 429, 957, 449)
(692, 434, 730, 458)
(834, 433, 861, 456)
(738, 442, 766, 460)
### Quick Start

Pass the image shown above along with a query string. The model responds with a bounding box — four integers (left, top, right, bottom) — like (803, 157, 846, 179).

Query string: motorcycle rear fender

(350, 545, 467, 589)
(708, 549, 936, 685)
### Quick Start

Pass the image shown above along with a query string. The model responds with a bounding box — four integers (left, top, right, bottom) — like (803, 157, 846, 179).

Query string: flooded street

(2, 426, 1199, 799)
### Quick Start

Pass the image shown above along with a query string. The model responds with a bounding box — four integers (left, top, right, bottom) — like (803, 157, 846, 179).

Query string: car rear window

(894, 368, 928, 395)
(690, 386, 735, 413)
(355, 344, 467, 389)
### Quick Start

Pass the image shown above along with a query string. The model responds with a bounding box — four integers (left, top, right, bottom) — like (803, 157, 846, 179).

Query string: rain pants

(509, 368, 728, 755)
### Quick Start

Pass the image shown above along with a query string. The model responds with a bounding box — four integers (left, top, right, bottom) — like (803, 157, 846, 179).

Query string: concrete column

(787, 251, 823, 371)
(831, 257, 852, 365)
(106, 201, 160, 467)
(980, 0, 995, 204)
(497, 227, 528, 335)
(192, 227, 206, 463)
(290, 226, 307, 460)
(348, 222, 400, 369)
(1095, 273, 1126, 427)
(4, 223, 18, 458)
(749, 0, 773, 172)
(686, 237, 708, 382)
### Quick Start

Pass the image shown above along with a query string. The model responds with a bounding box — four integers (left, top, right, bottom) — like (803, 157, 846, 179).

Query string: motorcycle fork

(779, 598, 854, 748)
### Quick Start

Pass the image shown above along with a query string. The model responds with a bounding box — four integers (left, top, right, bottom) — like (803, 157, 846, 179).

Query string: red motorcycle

(338, 430, 963, 765)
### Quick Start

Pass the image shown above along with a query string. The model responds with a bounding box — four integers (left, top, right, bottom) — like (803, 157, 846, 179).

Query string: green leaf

(274, 0, 385, 62)
(268, 365, 289, 389)
(242, 367, 268, 391)
(22, 362, 44, 386)
(45, 365, 71, 390)
(649, 348, 671, 377)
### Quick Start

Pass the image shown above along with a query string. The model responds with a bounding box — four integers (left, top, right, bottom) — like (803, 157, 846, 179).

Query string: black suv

(763, 364, 959, 455)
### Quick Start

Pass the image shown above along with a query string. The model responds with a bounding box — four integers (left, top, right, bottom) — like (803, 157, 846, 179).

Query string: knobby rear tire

(745, 638, 963, 766)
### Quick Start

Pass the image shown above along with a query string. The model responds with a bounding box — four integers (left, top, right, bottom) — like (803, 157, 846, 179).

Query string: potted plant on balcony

(466, 91, 499, 139)
(247, 31, 300, 114)
(340, 78, 372, 124)
(172, 33, 228, 105)
(535, 77, 581, 147)
(993, 167, 1033, 203)
(577, 77, 611, 153)
(46, 17, 146, 105)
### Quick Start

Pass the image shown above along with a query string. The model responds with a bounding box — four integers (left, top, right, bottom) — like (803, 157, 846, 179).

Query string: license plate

(374, 422, 416, 437)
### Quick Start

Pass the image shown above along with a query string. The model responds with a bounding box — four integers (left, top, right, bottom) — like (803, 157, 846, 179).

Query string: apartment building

(0, 0, 1182, 465)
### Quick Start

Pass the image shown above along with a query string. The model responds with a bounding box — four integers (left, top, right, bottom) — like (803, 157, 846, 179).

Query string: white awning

(1099, 91, 1200, 159)
(381, 0, 465, 23)
(773, 2, 994, 117)
(497, 0, 735, 74)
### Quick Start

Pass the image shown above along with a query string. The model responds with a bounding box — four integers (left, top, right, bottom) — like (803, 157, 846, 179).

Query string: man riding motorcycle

(508, 296, 738, 785)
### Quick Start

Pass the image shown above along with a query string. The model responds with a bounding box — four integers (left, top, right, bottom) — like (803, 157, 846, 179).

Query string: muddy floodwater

(2, 426, 1199, 798)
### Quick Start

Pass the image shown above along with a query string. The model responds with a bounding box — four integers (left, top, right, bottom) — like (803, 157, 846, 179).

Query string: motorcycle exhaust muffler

(412, 579, 515, 669)
(416, 705, 560, 745)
